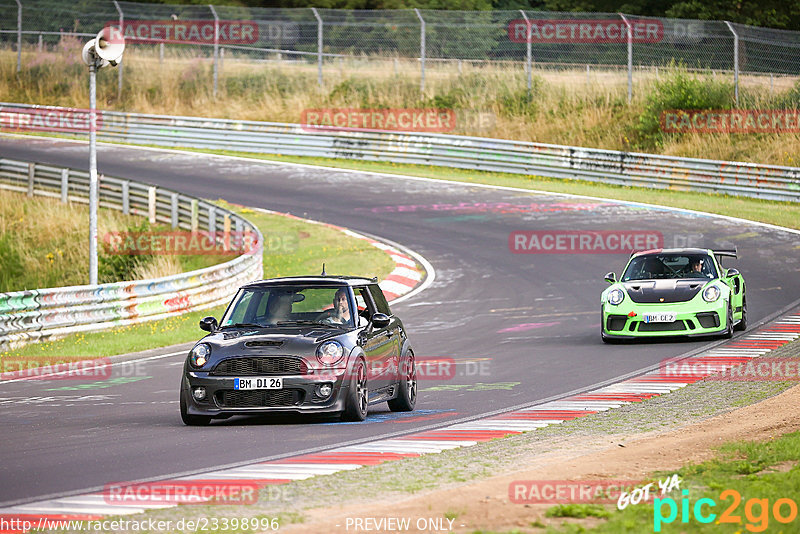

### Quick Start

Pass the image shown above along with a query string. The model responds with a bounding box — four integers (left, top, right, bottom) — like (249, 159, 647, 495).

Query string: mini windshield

(221, 285, 355, 328)
(622, 254, 717, 281)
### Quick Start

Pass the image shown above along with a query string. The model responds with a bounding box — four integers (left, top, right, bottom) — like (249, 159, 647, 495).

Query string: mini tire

(180, 391, 211, 426)
(342, 359, 368, 422)
(388, 351, 416, 412)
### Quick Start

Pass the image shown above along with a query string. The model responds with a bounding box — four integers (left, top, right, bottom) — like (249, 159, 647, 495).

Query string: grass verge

(0, 200, 395, 364)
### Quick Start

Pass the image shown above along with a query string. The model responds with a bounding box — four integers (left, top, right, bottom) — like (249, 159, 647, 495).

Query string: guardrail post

(60, 168, 68, 203)
(311, 8, 323, 88)
(619, 13, 633, 103)
(414, 8, 426, 94)
(15, 0, 22, 73)
(191, 199, 198, 232)
(38, 33, 42, 52)
(27, 163, 34, 197)
(519, 10, 532, 94)
(209, 4, 220, 99)
(121, 180, 129, 214)
(724, 21, 739, 106)
(208, 205, 217, 236)
(113, 0, 123, 98)
(223, 213, 231, 251)
(170, 192, 179, 228)
(148, 186, 157, 224)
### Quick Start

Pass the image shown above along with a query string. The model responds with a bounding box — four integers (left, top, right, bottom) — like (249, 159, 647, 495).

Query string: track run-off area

(1, 135, 800, 508)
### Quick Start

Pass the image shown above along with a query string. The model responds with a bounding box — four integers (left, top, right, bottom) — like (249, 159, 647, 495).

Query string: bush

(633, 66, 733, 148)
(98, 220, 154, 283)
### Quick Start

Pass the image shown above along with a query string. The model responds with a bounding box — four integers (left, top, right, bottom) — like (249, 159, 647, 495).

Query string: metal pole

(15, 0, 22, 73)
(414, 8, 425, 94)
(114, 0, 123, 98)
(311, 8, 323, 88)
(209, 5, 219, 98)
(89, 62, 98, 285)
(159, 42, 164, 66)
(724, 21, 739, 106)
(519, 10, 532, 94)
(619, 13, 632, 103)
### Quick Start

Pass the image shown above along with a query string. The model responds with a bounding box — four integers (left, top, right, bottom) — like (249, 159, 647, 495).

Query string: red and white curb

(3, 312, 798, 526)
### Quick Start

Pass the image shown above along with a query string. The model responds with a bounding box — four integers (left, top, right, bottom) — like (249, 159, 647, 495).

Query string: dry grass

(2, 39, 800, 165)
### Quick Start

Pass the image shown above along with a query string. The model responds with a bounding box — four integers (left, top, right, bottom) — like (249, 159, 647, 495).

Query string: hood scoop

(244, 340, 284, 348)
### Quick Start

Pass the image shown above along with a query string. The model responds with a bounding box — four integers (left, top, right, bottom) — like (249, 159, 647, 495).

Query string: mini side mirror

(604, 272, 617, 284)
(726, 268, 740, 277)
(199, 316, 218, 332)
(371, 313, 391, 329)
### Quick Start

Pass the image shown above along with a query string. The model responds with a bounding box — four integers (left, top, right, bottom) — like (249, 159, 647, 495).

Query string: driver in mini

(319, 288, 352, 325)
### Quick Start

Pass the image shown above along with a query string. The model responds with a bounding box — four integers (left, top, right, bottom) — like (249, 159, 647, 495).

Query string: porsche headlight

(607, 288, 625, 306)
(702, 285, 721, 303)
(316, 341, 344, 365)
(189, 343, 211, 368)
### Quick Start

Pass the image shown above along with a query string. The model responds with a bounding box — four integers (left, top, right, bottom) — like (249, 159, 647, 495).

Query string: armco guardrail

(2, 103, 798, 202)
(0, 157, 263, 351)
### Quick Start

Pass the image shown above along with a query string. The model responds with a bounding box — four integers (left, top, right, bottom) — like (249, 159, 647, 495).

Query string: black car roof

(241, 275, 377, 289)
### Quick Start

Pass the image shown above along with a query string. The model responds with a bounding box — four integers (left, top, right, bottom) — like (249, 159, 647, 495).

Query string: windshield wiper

(276, 320, 343, 328)
(219, 322, 267, 329)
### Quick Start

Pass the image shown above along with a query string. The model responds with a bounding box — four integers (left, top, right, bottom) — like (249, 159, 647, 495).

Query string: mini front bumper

(181, 370, 351, 417)
(602, 299, 729, 338)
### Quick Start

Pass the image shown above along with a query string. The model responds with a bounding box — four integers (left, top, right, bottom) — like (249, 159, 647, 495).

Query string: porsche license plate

(643, 313, 677, 323)
(234, 377, 283, 390)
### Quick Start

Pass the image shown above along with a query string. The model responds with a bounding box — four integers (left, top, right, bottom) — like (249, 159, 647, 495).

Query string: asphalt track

(1, 136, 799, 506)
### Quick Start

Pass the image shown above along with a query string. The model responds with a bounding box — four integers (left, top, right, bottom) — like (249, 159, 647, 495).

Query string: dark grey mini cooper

(180, 275, 416, 425)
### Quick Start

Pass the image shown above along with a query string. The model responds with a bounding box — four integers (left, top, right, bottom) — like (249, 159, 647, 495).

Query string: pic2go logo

(654, 489, 799, 532)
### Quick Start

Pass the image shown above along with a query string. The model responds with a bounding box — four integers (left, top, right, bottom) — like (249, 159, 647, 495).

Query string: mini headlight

(702, 285, 721, 302)
(316, 341, 344, 365)
(190, 343, 211, 368)
(607, 288, 625, 306)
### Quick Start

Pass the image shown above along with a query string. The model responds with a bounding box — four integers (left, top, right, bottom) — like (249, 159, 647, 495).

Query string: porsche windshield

(622, 254, 717, 281)
(221, 285, 355, 328)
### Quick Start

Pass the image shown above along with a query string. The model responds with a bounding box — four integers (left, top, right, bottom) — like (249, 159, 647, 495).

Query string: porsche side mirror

(604, 272, 617, 284)
(726, 268, 740, 277)
(199, 316, 218, 332)
(371, 313, 391, 329)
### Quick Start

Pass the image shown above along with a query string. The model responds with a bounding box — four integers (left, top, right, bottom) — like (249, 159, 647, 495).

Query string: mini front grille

(211, 357, 306, 376)
(215, 389, 303, 408)
(637, 321, 687, 332)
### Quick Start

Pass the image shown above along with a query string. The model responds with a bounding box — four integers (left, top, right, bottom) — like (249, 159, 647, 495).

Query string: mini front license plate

(643, 313, 677, 323)
(234, 377, 283, 390)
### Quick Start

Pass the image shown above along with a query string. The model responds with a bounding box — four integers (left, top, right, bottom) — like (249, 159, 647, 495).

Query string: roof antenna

(321, 263, 327, 276)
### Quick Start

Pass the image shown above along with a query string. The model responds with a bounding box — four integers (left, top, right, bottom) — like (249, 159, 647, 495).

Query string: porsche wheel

(735, 296, 747, 331)
(342, 359, 368, 422)
(723, 304, 734, 339)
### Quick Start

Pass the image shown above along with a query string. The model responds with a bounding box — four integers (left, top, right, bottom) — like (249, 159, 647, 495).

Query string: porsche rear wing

(713, 248, 737, 259)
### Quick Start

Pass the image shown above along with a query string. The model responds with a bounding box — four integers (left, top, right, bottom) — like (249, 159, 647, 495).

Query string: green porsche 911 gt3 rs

(601, 248, 746, 342)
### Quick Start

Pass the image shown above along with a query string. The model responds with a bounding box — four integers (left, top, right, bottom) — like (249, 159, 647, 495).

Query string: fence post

(223, 213, 231, 251)
(724, 21, 739, 106)
(414, 8, 425, 94)
(191, 199, 198, 232)
(159, 42, 164, 66)
(27, 163, 34, 197)
(171, 192, 179, 228)
(60, 168, 69, 203)
(121, 180, 129, 214)
(311, 8, 323, 88)
(15, 0, 22, 73)
(209, 4, 219, 98)
(148, 186, 157, 224)
(208, 205, 217, 236)
(38, 33, 42, 52)
(113, 0, 123, 98)
(619, 13, 633, 103)
(519, 10, 532, 94)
